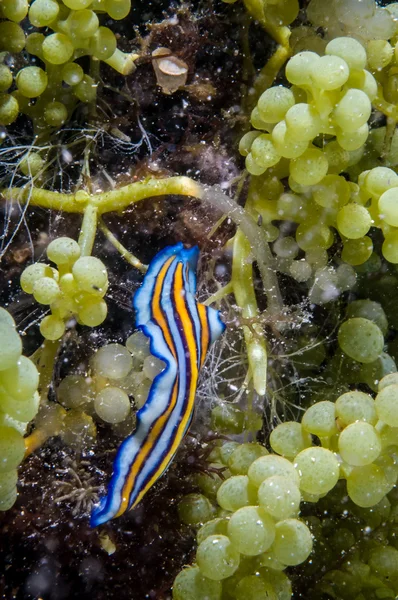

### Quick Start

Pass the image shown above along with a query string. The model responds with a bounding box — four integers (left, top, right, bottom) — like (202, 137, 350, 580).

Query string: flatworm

(91, 243, 225, 527)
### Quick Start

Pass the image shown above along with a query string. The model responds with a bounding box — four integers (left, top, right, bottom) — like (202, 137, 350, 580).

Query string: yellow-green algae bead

(0, 391, 40, 422)
(216, 475, 256, 512)
(0, 94, 19, 126)
(196, 534, 240, 581)
(0, 322, 22, 371)
(72, 256, 108, 295)
(294, 447, 339, 496)
(0, 486, 17, 511)
(2, 0, 28, 22)
(228, 505, 275, 556)
(0, 356, 39, 401)
(33, 277, 60, 305)
(0, 469, 17, 496)
(338, 318, 384, 364)
(47, 237, 81, 266)
(270, 421, 312, 459)
(0, 65, 12, 93)
(338, 422, 381, 467)
(78, 298, 107, 327)
(63, 0, 92, 8)
(335, 391, 377, 426)
(89, 26, 117, 60)
(40, 315, 66, 340)
(178, 493, 214, 526)
(376, 384, 398, 427)
(62, 62, 84, 86)
(258, 475, 301, 520)
(272, 518, 313, 566)
(16, 67, 47, 98)
(68, 9, 99, 39)
(42, 33, 74, 65)
(94, 387, 130, 424)
(301, 401, 337, 438)
(21, 263, 54, 294)
(228, 443, 268, 475)
(104, 0, 131, 20)
(346, 464, 389, 507)
(0, 308, 15, 328)
(74, 74, 97, 103)
(197, 518, 229, 545)
(236, 576, 277, 600)
(0, 22, 25, 53)
(0, 426, 25, 472)
(29, 0, 59, 27)
(172, 566, 221, 600)
(44, 102, 68, 127)
(57, 374, 94, 409)
(248, 455, 300, 488)
(25, 33, 45, 58)
(19, 153, 44, 176)
(92, 343, 133, 380)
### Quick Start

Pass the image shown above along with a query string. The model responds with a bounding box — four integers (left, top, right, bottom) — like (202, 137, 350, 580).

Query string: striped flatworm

(91, 243, 225, 527)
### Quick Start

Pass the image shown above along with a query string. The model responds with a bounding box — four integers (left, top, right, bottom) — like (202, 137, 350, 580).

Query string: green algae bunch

(0, 308, 41, 511)
(20, 237, 109, 340)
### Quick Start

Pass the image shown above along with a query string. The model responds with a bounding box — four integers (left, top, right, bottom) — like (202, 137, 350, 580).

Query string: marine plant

(3, 0, 398, 598)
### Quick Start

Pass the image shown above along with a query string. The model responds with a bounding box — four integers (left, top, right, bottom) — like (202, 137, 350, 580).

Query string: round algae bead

(285, 104, 321, 142)
(44, 102, 68, 127)
(258, 475, 301, 520)
(379, 188, 398, 227)
(126, 331, 150, 362)
(289, 260, 312, 283)
(338, 318, 384, 364)
(104, 0, 131, 20)
(337, 204, 371, 239)
(335, 391, 377, 426)
(379, 372, 398, 391)
(216, 475, 255, 512)
(239, 131, 260, 157)
(63, 0, 92, 8)
(40, 315, 66, 340)
(0, 22, 25, 53)
(42, 33, 74, 65)
(376, 384, 398, 427)
(94, 387, 130, 423)
(196, 535, 240, 581)
(0, 469, 17, 496)
(342, 237, 373, 266)
(29, 0, 59, 27)
(0, 487, 17, 511)
(250, 135, 280, 169)
(285, 51, 320, 86)
(333, 89, 371, 133)
(172, 566, 221, 600)
(228, 443, 268, 475)
(313, 174, 350, 209)
(19, 153, 44, 177)
(178, 493, 214, 526)
(1, 391, 40, 422)
(312, 55, 349, 90)
(347, 464, 388, 507)
(2, 0, 28, 22)
(16, 67, 47, 98)
(57, 374, 93, 409)
(74, 75, 97, 103)
(0, 308, 15, 328)
(367, 40, 393, 71)
(143, 355, 166, 380)
(236, 576, 277, 600)
(270, 422, 312, 459)
(325, 37, 367, 71)
(346, 300, 388, 335)
(257, 86, 295, 123)
(248, 455, 300, 488)
(301, 401, 337, 437)
(33, 277, 60, 305)
(68, 9, 99, 39)
(0, 65, 12, 93)
(271, 120, 308, 159)
(219, 441, 240, 465)
(0, 94, 19, 126)
(338, 422, 381, 466)
(290, 148, 328, 186)
(197, 518, 229, 545)
(92, 344, 133, 380)
(0, 356, 39, 401)
(47, 237, 81, 266)
(0, 323, 22, 371)
(21, 263, 54, 294)
(62, 63, 84, 86)
(72, 256, 107, 295)
(365, 166, 398, 197)
(294, 447, 339, 496)
(0, 427, 25, 472)
(383, 231, 398, 264)
(368, 546, 398, 578)
(78, 297, 107, 327)
(89, 26, 117, 60)
(272, 519, 313, 566)
(227, 506, 275, 556)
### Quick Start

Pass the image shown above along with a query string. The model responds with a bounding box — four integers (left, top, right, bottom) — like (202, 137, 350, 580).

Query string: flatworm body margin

(90, 243, 225, 527)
